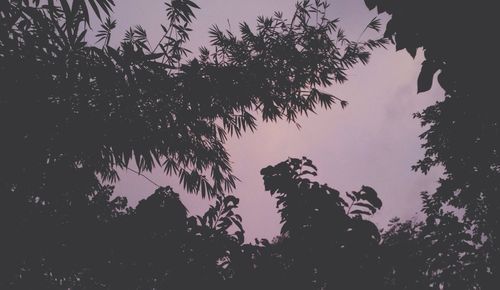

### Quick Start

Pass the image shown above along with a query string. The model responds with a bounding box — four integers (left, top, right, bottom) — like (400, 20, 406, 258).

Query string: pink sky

(111, 0, 445, 240)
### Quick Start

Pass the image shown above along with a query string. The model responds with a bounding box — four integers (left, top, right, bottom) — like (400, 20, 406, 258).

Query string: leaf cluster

(1, 0, 384, 199)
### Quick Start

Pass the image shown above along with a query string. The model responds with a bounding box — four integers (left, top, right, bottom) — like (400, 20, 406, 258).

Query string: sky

(110, 0, 445, 241)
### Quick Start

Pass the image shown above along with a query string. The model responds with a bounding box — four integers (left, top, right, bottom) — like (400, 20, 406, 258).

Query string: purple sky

(110, 0, 445, 240)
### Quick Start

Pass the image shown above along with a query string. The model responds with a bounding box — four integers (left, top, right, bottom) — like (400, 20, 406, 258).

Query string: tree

(1, 1, 389, 287)
(381, 193, 480, 289)
(0, 181, 130, 289)
(0, 0, 386, 200)
(259, 157, 383, 289)
(365, 0, 500, 285)
(0, 158, 387, 289)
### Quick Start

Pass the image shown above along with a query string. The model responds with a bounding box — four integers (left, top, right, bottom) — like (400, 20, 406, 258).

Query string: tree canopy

(0, 0, 392, 288)
(1, 0, 496, 288)
(366, 0, 500, 287)
(1, 157, 386, 289)
(1, 0, 385, 199)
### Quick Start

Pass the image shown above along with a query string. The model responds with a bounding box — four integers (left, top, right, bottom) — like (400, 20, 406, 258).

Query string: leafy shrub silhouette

(0, 157, 387, 289)
(259, 157, 383, 289)
(381, 193, 481, 289)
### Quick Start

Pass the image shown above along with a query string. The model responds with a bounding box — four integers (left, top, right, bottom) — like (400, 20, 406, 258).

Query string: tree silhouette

(7, 0, 480, 289)
(381, 193, 480, 289)
(259, 157, 383, 289)
(1, 1, 389, 286)
(1, 0, 385, 199)
(1, 157, 388, 289)
(0, 181, 129, 288)
(365, 0, 500, 286)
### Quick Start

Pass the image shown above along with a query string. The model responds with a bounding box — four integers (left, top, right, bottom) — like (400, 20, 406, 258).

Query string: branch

(125, 166, 161, 187)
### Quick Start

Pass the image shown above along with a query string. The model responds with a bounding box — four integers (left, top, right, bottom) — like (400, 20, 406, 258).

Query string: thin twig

(125, 166, 161, 187)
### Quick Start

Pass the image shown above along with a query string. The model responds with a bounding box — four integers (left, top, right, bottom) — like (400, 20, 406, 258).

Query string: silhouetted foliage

(381, 193, 480, 289)
(1, 0, 385, 199)
(0, 1, 391, 287)
(6, 0, 491, 288)
(366, 0, 500, 286)
(364, 0, 494, 96)
(1, 158, 385, 289)
(259, 157, 383, 289)
(0, 0, 392, 289)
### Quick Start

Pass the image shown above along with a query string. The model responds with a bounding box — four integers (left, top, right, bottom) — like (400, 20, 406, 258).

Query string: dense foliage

(366, 0, 499, 287)
(0, 157, 386, 289)
(1, 0, 494, 288)
(0, 0, 385, 198)
(0, 0, 391, 288)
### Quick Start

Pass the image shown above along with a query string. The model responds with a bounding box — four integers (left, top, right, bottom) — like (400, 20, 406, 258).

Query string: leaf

(364, 0, 377, 10)
(232, 217, 243, 232)
(354, 202, 376, 214)
(346, 191, 355, 201)
(360, 185, 382, 209)
(302, 158, 318, 171)
(367, 16, 381, 32)
(60, 0, 72, 24)
(75, 30, 87, 45)
(350, 209, 372, 216)
(223, 195, 239, 208)
(298, 170, 317, 177)
(418, 60, 439, 93)
(340, 100, 348, 109)
(185, 0, 200, 9)
(235, 230, 245, 244)
(87, 0, 102, 20)
(143, 53, 164, 61)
